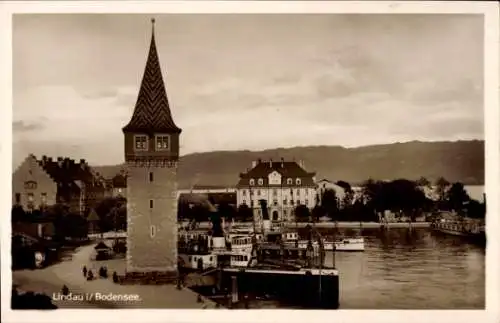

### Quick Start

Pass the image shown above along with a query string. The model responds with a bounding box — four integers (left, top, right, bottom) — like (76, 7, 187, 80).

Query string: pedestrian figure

(87, 270, 94, 281)
(112, 271, 119, 283)
(82, 265, 87, 277)
(102, 266, 108, 278)
(61, 285, 69, 296)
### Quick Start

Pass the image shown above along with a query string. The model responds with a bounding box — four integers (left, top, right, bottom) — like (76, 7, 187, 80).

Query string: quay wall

(191, 221, 431, 229)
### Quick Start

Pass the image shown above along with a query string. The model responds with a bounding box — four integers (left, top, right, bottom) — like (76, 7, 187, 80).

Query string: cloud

(80, 88, 119, 99)
(11, 14, 484, 166)
(12, 120, 45, 132)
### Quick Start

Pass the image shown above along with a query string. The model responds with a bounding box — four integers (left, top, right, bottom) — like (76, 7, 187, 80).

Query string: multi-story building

(12, 154, 106, 215)
(316, 179, 346, 208)
(236, 158, 317, 222)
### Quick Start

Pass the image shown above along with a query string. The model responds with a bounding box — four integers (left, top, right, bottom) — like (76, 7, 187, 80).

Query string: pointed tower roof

(123, 18, 181, 134)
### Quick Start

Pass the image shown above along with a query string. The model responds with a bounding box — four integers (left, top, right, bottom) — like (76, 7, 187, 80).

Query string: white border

(1, 1, 498, 323)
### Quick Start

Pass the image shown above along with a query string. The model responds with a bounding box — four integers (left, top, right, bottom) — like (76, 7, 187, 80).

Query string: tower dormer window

(249, 179, 255, 186)
(134, 135, 148, 151)
(155, 134, 170, 151)
(258, 178, 264, 186)
(296, 178, 301, 185)
(287, 178, 293, 185)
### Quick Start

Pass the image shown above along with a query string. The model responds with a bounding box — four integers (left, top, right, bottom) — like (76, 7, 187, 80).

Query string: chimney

(281, 157, 284, 168)
(251, 161, 257, 168)
(269, 159, 272, 168)
(42, 155, 47, 161)
(57, 157, 63, 167)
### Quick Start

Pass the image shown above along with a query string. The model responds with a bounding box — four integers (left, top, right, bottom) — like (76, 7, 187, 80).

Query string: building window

(273, 200, 278, 206)
(150, 199, 154, 209)
(15, 193, 21, 204)
(243, 200, 247, 205)
(287, 178, 293, 185)
(150, 225, 156, 238)
(273, 189, 277, 196)
(305, 199, 309, 206)
(149, 172, 154, 182)
(27, 193, 34, 202)
(155, 134, 170, 151)
(41, 193, 47, 205)
(258, 178, 264, 185)
(296, 200, 300, 206)
(242, 190, 247, 196)
(283, 199, 287, 205)
(301, 189, 306, 196)
(249, 179, 255, 186)
(134, 135, 148, 151)
(256, 189, 261, 195)
(296, 178, 301, 185)
(284, 210, 288, 217)
(290, 200, 294, 206)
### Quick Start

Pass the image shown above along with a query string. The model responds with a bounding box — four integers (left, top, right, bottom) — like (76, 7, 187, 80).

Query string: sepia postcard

(1, 1, 499, 323)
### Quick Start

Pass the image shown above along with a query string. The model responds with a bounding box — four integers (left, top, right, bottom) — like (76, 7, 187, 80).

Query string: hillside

(93, 140, 484, 188)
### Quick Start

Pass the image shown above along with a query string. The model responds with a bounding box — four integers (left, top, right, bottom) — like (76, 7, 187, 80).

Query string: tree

(321, 189, 339, 220)
(466, 199, 485, 219)
(446, 182, 470, 214)
(294, 205, 310, 222)
(311, 205, 325, 222)
(237, 204, 253, 222)
(435, 177, 450, 202)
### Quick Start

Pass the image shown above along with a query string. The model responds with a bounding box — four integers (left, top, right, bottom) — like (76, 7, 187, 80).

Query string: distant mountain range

(93, 140, 484, 188)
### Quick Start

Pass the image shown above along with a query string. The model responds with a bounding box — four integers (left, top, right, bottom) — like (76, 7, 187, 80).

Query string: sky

(12, 14, 484, 167)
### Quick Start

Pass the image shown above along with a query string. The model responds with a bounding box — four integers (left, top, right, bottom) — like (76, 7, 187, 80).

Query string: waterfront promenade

(12, 241, 218, 309)
(191, 221, 431, 229)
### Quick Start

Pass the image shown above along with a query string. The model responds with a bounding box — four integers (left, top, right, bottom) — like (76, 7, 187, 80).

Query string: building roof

(36, 156, 104, 197)
(237, 160, 316, 187)
(122, 19, 181, 134)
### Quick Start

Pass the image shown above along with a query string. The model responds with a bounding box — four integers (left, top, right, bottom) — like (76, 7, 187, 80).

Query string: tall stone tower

(122, 19, 182, 278)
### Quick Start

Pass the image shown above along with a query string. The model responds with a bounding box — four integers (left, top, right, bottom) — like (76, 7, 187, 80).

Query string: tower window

(150, 225, 156, 238)
(258, 178, 264, 185)
(134, 135, 148, 151)
(296, 178, 301, 185)
(155, 134, 170, 151)
(287, 178, 293, 185)
(150, 199, 154, 209)
(249, 179, 255, 186)
(15, 193, 21, 204)
(149, 172, 154, 182)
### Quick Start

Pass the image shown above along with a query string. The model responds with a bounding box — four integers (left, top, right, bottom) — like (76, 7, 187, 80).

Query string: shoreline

(192, 221, 432, 229)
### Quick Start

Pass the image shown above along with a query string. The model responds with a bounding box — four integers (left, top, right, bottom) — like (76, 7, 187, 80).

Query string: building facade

(12, 154, 105, 215)
(12, 154, 58, 212)
(236, 159, 317, 222)
(316, 179, 347, 208)
(122, 19, 182, 277)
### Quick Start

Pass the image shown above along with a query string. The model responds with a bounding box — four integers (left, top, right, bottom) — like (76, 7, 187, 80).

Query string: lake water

(259, 228, 485, 309)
